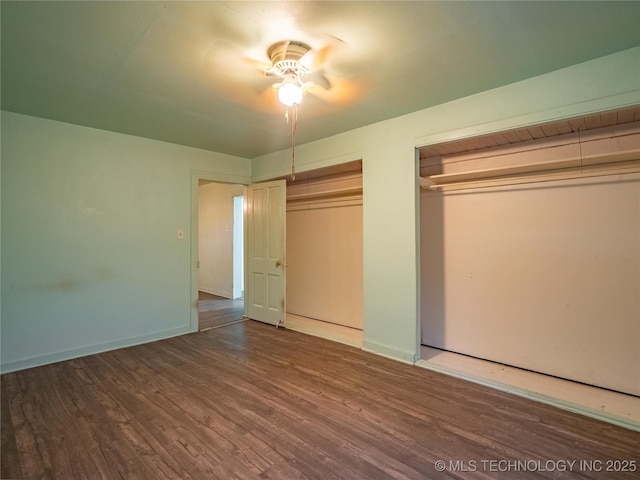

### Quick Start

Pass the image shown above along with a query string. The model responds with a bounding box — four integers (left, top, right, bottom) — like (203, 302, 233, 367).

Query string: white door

(245, 180, 286, 326)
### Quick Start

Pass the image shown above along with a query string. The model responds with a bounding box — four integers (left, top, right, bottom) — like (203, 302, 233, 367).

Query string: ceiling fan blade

(306, 76, 367, 106)
(257, 85, 283, 111)
(301, 70, 331, 90)
(241, 56, 272, 72)
(253, 76, 279, 94)
(299, 46, 327, 71)
(263, 69, 282, 78)
(299, 35, 345, 70)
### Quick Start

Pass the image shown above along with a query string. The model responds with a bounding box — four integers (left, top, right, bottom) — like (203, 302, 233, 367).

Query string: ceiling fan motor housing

(267, 41, 311, 76)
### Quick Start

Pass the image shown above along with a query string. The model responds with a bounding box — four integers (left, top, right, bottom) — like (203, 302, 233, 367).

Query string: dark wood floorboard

(198, 291, 245, 331)
(2, 320, 639, 480)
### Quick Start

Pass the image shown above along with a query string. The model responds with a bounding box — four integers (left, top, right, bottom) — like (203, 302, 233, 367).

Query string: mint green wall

(252, 46, 640, 364)
(2, 47, 638, 372)
(1, 112, 251, 372)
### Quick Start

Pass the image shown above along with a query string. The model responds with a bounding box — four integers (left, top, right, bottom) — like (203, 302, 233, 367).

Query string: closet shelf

(287, 186, 363, 202)
(421, 128, 640, 190)
(421, 160, 640, 191)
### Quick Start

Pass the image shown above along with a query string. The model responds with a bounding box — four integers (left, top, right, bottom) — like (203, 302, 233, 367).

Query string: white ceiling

(2, 1, 639, 159)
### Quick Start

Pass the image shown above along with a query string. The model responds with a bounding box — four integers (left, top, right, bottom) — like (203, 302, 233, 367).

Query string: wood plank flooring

(2, 320, 639, 479)
(418, 346, 640, 427)
(198, 291, 245, 331)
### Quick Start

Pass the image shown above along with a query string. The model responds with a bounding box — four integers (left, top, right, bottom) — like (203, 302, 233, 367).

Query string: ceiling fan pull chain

(291, 104, 297, 181)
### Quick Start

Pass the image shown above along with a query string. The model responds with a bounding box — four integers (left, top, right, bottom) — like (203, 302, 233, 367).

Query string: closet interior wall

(419, 116, 640, 396)
(286, 171, 363, 330)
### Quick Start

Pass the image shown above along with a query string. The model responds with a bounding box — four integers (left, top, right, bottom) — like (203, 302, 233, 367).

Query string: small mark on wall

(37, 267, 117, 292)
(94, 266, 116, 281)
(54, 276, 82, 292)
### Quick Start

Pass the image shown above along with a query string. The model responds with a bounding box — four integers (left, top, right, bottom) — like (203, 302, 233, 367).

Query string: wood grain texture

(2, 320, 639, 479)
(198, 291, 245, 331)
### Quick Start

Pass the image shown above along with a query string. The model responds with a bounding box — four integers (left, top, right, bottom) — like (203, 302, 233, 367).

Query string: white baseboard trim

(0, 325, 193, 374)
(415, 359, 640, 432)
(362, 339, 417, 365)
(285, 313, 362, 348)
(198, 287, 232, 299)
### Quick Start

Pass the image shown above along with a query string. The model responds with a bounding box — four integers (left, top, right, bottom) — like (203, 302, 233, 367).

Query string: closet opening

(416, 106, 640, 424)
(283, 160, 364, 347)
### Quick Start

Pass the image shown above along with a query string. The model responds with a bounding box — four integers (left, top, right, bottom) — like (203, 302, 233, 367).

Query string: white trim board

(197, 288, 232, 299)
(0, 325, 192, 374)
(362, 340, 418, 366)
(285, 313, 362, 349)
(417, 346, 639, 432)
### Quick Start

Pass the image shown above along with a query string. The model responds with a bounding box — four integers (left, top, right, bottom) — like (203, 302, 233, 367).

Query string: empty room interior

(1, 2, 639, 479)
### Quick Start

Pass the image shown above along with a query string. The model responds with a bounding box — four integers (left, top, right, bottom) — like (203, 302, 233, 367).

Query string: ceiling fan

(206, 29, 361, 113)
(263, 40, 332, 106)
(252, 39, 336, 179)
(206, 33, 359, 178)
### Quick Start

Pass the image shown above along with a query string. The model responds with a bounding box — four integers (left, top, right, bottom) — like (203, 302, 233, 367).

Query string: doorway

(197, 182, 245, 331)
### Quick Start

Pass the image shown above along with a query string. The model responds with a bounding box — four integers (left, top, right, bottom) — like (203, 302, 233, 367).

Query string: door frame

(189, 170, 251, 332)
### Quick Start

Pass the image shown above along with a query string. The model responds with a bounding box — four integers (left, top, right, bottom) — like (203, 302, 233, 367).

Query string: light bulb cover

(278, 81, 303, 106)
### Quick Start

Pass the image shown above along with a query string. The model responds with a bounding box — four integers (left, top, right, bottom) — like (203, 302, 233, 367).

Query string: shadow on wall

(420, 188, 445, 351)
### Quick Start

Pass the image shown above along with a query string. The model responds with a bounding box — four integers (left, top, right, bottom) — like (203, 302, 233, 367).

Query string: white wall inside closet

(286, 172, 363, 329)
(420, 122, 640, 397)
(198, 182, 244, 298)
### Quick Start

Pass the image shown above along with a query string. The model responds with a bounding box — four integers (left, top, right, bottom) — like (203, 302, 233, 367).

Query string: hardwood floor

(418, 346, 640, 427)
(2, 321, 639, 479)
(198, 291, 245, 331)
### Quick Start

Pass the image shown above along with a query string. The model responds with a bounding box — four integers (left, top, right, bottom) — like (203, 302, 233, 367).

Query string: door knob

(275, 260, 282, 268)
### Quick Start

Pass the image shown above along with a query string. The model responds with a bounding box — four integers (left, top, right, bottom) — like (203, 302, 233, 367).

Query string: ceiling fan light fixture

(278, 76, 303, 106)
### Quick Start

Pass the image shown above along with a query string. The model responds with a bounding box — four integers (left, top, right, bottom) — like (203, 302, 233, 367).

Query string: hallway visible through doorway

(198, 291, 245, 331)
